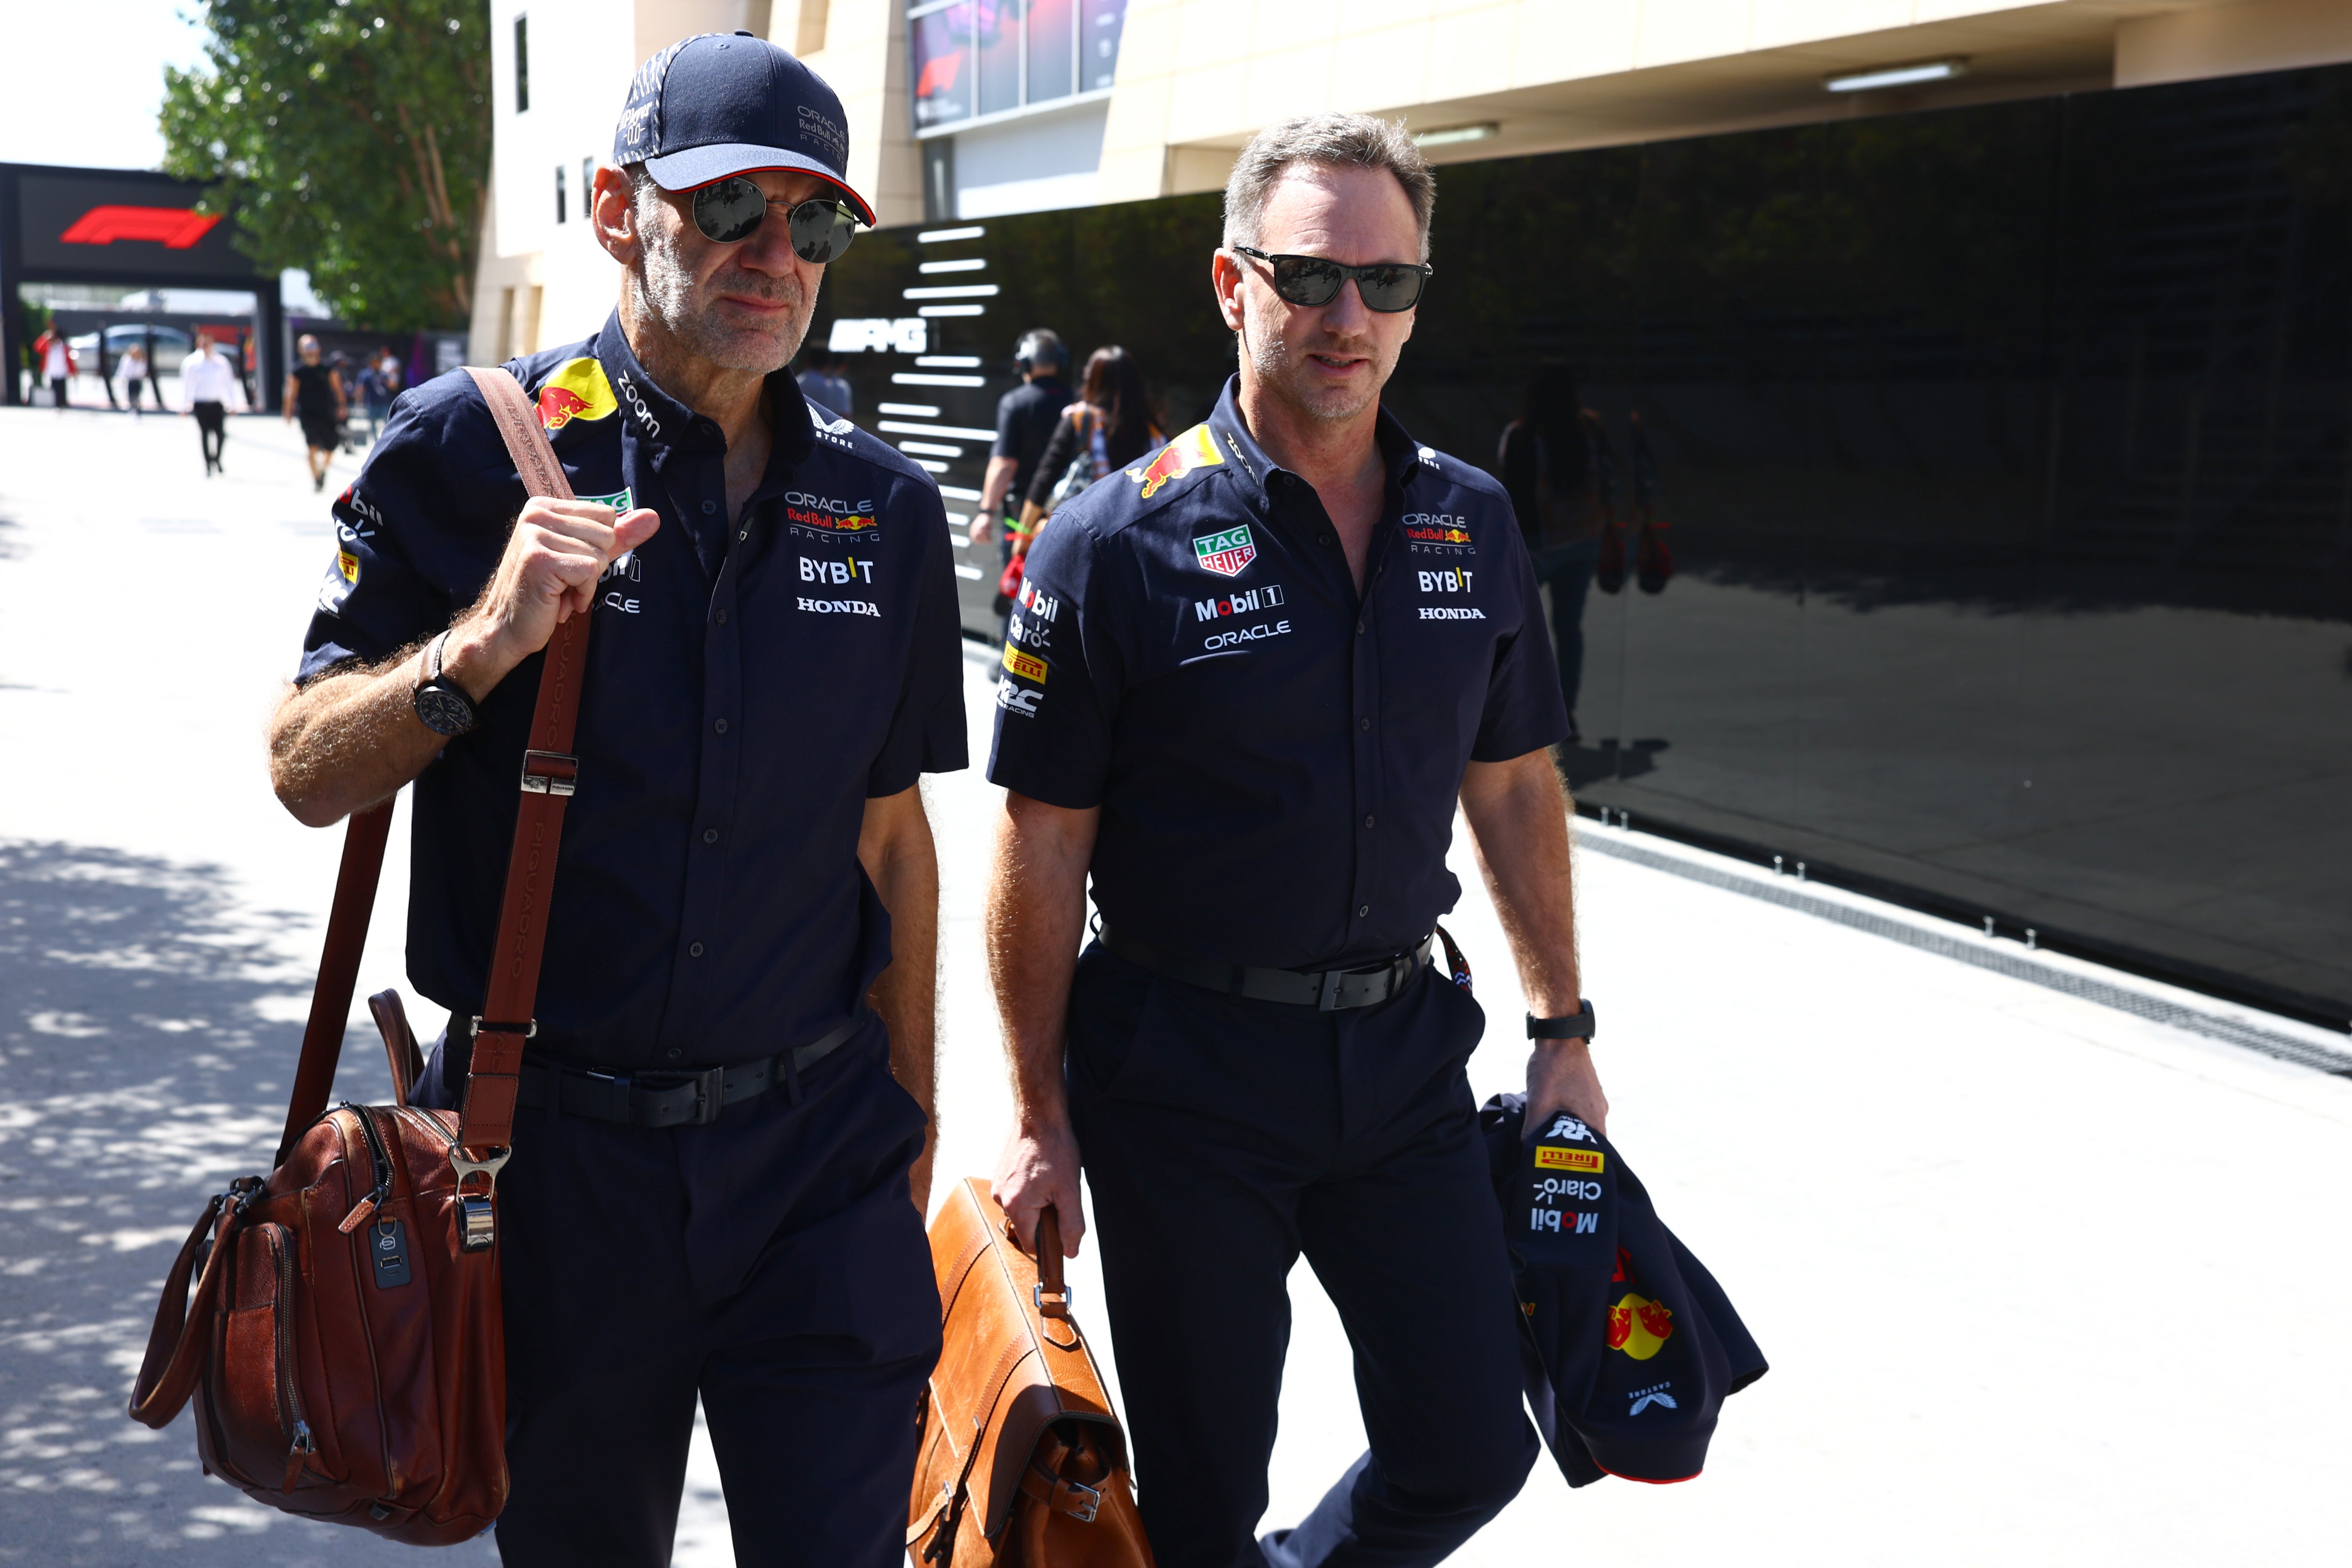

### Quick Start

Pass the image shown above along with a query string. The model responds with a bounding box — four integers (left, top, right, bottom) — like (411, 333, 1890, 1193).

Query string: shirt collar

(1206, 374, 1426, 507)
(591, 310, 818, 468)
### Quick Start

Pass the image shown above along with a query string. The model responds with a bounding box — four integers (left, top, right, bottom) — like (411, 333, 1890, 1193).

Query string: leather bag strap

(457, 365, 583, 1155)
(277, 800, 395, 1163)
(125, 1192, 236, 1428)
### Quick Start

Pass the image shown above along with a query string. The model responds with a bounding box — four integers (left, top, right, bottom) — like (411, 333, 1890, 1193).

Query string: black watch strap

(1527, 1001, 1597, 1041)
(413, 630, 478, 737)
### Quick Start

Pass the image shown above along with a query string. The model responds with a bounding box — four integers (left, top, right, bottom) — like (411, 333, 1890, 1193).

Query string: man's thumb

(615, 507, 662, 550)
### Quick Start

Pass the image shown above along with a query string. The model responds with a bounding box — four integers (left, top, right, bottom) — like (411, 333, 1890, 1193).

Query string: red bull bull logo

(1604, 1293, 1675, 1359)
(536, 358, 619, 431)
(1135, 423, 1224, 500)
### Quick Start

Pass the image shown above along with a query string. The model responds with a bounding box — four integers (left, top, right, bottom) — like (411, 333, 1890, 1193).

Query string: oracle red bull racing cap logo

(536, 359, 620, 431)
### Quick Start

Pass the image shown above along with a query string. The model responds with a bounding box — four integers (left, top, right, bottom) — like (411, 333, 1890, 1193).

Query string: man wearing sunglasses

(985, 113, 1607, 1567)
(266, 32, 966, 1568)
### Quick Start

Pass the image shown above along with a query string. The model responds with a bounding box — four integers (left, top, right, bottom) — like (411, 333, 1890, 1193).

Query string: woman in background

(1014, 345, 1162, 552)
(1498, 367, 1617, 747)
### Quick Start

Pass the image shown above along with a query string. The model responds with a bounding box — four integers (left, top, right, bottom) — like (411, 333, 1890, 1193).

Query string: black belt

(511, 1019, 863, 1128)
(1097, 927, 1432, 1011)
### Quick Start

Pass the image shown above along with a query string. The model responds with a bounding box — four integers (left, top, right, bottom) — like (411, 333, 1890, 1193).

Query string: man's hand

(993, 1113, 1085, 1259)
(443, 498, 661, 695)
(1527, 1038, 1608, 1141)
(967, 513, 994, 547)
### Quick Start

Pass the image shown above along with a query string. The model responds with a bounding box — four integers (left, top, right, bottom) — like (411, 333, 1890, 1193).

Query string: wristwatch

(1526, 1001, 1597, 1042)
(412, 631, 478, 737)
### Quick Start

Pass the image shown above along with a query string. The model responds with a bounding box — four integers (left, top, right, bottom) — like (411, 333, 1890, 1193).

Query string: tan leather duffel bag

(910, 1181, 1154, 1566)
(123, 367, 590, 1543)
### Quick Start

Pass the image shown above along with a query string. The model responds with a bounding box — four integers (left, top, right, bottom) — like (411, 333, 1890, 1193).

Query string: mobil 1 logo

(1515, 1111, 1616, 1270)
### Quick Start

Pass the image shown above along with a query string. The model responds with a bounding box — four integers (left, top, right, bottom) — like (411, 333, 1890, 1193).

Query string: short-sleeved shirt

(988, 375, 1074, 507)
(987, 376, 1569, 971)
(299, 310, 968, 1067)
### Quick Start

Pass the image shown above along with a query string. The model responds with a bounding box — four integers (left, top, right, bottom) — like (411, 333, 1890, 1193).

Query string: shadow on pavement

(0, 840, 497, 1565)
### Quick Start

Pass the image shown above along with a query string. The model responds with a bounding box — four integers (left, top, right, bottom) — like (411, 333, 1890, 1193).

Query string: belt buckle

(1316, 968, 1347, 1011)
(635, 1063, 725, 1126)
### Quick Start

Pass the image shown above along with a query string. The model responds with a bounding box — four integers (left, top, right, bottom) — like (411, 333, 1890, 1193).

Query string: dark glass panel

(1028, 0, 1076, 104)
(1081, 0, 1127, 93)
(910, 6, 974, 131)
(977, 0, 1023, 118)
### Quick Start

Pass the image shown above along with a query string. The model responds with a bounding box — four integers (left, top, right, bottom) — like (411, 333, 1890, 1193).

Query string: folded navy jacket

(1481, 1093, 1768, 1486)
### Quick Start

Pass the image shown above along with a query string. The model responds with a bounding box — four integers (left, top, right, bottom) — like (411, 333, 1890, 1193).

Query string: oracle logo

(59, 205, 223, 249)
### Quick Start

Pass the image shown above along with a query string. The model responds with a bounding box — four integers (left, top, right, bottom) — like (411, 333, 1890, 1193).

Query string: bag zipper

(264, 1224, 315, 1491)
(335, 1103, 396, 1233)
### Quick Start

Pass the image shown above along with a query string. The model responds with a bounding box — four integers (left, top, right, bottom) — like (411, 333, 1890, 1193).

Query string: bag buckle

(519, 750, 578, 796)
(447, 1143, 510, 1252)
(1060, 1479, 1101, 1523)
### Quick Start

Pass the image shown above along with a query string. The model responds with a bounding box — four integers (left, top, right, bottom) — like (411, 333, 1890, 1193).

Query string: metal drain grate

(1577, 831, 2352, 1077)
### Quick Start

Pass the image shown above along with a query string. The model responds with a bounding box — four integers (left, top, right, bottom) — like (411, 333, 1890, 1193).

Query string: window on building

(582, 158, 596, 217)
(555, 164, 567, 223)
(514, 15, 529, 113)
(910, 0, 1125, 131)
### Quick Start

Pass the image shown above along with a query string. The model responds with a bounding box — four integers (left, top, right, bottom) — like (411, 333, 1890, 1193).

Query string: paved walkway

(3, 405, 2348, 1565)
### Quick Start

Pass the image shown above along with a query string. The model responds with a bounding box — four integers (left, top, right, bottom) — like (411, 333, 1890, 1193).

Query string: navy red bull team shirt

(987, 376, 1569, 970)
(300, 310, 968, 1068)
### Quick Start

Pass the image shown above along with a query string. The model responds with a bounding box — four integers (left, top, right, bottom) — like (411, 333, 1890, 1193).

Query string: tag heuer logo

(1193, 525, 1256, 578)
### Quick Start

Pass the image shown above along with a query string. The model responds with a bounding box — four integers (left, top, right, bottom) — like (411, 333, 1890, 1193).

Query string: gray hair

(1222, 114, 1435, 263)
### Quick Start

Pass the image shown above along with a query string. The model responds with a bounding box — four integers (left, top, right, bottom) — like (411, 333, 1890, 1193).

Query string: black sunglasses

(689, 177, 861, 262)
(1230, 245, 1431, 312)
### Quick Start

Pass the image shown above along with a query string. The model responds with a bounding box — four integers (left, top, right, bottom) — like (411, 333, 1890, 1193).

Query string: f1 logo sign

(60, 205, 223, 249)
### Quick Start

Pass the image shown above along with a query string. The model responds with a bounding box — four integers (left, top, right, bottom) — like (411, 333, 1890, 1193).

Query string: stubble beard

(634, 214, 810, 373)
(1243, 299, 1386, 425)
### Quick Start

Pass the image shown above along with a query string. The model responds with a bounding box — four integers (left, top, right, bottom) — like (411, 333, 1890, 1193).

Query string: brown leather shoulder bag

(911, 1179, 1155, 1566)
(124, 367, 588, 1543)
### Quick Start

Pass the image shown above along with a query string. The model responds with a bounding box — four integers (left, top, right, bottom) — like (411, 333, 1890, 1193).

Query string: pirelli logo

(1002, 646, 1049, 684)
(1535, 1147, 1604, 1173)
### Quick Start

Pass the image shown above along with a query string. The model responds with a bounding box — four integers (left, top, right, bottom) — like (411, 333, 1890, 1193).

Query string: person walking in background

(284, 334, 345, 491)
(353, 348, 392, 441)
(1010, 344, 1162, 558)
(35, 325, 73, 412)
(118, 341, 152, 417)
(969, 329, 1072, 645)
(1498, 368, 1617, 747)
(180, 329, 243, 475)
(797, 345, 853, 417)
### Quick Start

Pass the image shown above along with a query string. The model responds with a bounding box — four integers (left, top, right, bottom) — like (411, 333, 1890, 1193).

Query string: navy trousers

(416, 1028, 939, 1567)
(1064, 946, 1539, 1568)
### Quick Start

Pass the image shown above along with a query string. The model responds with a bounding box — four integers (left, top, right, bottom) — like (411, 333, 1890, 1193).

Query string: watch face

(415, 682, 475, 736)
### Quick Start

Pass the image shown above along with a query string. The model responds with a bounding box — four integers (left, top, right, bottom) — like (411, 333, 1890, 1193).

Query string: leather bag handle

(1033, 1206, 1070, 1321)
(125, 1192, 236, 1428)
(455, 365, 583, 1156)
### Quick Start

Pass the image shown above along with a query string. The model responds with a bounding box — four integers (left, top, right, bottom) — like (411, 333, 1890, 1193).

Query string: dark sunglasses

(1230, 245, 1431, 312)
(689, 177, 861, 262)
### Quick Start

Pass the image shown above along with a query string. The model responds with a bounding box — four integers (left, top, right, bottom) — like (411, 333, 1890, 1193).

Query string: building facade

(469, 2, 2352, 1027)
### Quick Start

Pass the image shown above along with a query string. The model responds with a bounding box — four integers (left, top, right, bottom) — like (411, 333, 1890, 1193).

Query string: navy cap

(613, 32, 876, 226)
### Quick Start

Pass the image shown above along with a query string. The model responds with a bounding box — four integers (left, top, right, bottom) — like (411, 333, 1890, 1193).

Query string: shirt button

(1318, 532, 1333, 546)
(702, 827, 720, 844)
(666, 1048, 682, 1060)
(689, 941, 704, 958)
(1364, 814, 1375, 828)
(714, 718, 728, 734)
(1358, 905, 1370, 918)
(714, 609, 728, 625)
(701, 500, 716, 515)
(1359, 717, 1371, 731)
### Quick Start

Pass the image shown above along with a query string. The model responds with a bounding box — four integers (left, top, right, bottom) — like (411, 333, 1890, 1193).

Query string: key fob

(371, 1217, 412, 1289)
(1516, 1110, 1616, 1269)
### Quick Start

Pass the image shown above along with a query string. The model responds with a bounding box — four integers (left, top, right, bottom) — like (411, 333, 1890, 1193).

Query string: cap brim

(644, 144, 877, 227)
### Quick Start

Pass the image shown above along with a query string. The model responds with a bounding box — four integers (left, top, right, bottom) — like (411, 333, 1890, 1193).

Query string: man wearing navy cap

(985, 113, 1612, 1567)
(266, 34, 960, 1567)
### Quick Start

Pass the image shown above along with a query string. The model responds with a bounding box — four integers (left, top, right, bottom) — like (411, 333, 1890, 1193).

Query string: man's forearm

(268, 646, 440, 827)
(1460, 750, 1581, 1012)
(984, 796, 1096, 1127)
(863, 806, 940, 1128)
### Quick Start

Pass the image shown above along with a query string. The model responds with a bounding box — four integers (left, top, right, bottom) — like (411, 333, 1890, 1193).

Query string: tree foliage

(162, 1, 491, 331)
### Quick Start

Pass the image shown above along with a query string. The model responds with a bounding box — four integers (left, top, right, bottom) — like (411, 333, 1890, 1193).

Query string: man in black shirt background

(969, 330, 1073, 639)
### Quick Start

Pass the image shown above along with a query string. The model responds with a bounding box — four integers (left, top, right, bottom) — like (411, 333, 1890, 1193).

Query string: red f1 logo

(59, 205, 223, 249)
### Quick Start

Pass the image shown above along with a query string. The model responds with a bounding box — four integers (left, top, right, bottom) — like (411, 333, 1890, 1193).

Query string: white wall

(950, 99, 1112, 219)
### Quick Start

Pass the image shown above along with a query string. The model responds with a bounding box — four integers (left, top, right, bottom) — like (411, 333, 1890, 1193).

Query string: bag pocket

(212, 1221, 319, 1492)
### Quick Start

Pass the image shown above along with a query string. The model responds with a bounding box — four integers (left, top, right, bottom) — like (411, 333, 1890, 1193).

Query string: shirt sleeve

(866, 476, 972, 796)
(990, 389, 1022, 460)
(296, 382, 511, 683)
(1469, 525, 1572, 763)
(985, 511, 1122, 809)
